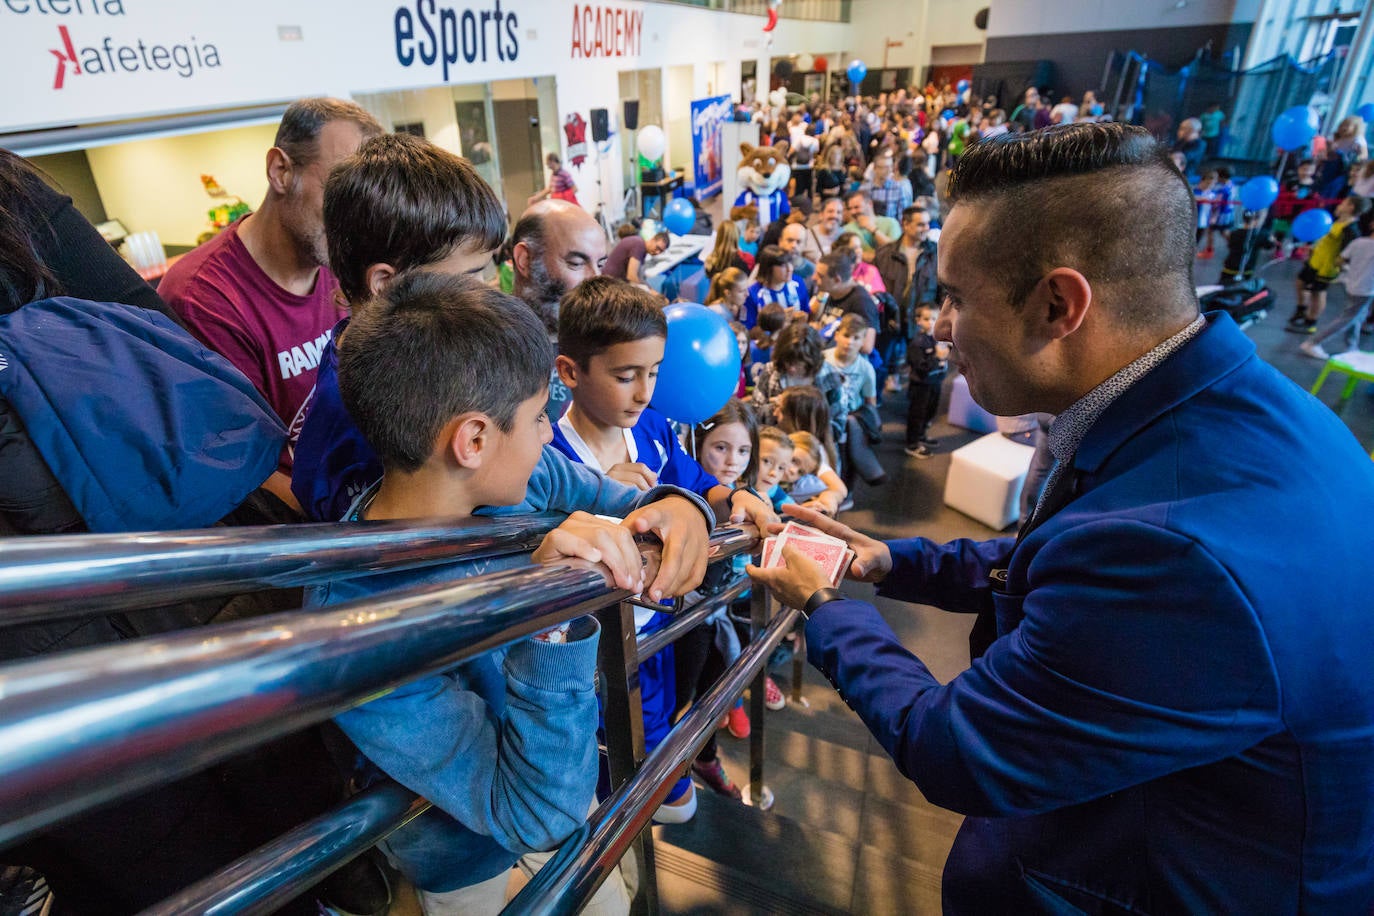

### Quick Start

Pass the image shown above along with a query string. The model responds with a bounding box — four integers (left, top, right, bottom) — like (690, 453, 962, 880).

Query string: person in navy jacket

(748, 123, 1374, 913)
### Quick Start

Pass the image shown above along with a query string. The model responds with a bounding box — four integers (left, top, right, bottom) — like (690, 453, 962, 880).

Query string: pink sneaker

(764, 676, 786, 711)
(727, 703, 751, 739)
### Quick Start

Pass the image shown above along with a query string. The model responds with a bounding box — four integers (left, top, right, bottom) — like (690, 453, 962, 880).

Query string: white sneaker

(1299, 341, 1330, 360)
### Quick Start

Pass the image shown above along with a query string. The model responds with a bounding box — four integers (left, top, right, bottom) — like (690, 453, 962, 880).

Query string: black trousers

(906, 380, 942, 445)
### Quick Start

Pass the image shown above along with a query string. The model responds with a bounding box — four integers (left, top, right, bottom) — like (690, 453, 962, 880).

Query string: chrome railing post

(747, 583, 772, 810)
(595, 598, 658, 914)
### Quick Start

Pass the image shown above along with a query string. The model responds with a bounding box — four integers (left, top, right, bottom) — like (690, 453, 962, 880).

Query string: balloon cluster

(650, 304, 740, 424)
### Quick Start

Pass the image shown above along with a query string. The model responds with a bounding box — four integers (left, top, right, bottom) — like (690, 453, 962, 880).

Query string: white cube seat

(947, 373, 999, 433)
(943, 433, 1036, 530)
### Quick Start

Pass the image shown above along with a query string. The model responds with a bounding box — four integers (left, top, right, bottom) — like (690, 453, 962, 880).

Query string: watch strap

(802, 586, 845, 620)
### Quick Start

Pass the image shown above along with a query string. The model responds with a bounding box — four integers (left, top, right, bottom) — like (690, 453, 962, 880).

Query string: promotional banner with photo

(690, 94, 730, 200)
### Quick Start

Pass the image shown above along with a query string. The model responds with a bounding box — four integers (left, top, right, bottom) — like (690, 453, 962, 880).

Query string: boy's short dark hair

(820, 249, 856, 283)
(325, 133, 507, 304)
(837, 312, 869, 334)
(916, 302, 940, 316)
(772, 322, 824, 376)
(1217, 167, 1232, 181)
(1348, 194, 1372, 216)
(339, 272, 553, 473)
(901, 205, 929, 222)
(756, 302, 788, 334)
(558, 276, 668, 368)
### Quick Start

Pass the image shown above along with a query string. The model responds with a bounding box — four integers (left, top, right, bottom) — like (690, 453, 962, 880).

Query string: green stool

(1310, 351, 1374, 459)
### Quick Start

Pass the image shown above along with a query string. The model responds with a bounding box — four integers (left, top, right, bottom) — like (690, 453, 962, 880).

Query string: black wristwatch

(801, 586, 845, 621)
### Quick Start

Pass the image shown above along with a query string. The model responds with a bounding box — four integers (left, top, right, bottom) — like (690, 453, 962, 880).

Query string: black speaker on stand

(590, 108, 610, 142)
(623, 99, 640, 131)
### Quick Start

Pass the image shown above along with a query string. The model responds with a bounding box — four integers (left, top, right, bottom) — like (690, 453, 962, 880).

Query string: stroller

(1199, 276, 1274, 330)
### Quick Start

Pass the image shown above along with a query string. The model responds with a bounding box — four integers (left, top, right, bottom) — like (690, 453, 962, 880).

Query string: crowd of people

(1, 80, 1373, 915)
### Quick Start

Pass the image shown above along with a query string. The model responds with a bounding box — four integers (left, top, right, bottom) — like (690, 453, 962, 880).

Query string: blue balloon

(957, 79, 970, 93)
(1282, 105, 1320, 130)
(662, 197, 695, 236)
(1271, 111, 1316, 151)
(650, 304, 740, 425)
(1358, 102, 1374, 123)
(1291, 207, 1334, 243)
(941, 109, 955, 120)
(847, 59, 867, 85)
(1239, 175, 1279, 211)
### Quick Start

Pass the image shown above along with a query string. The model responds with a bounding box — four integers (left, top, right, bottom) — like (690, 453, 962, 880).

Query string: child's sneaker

(692, 757, 743, 800)
(904, 444, 933, 459)
(1299, 341, 1330, 360)
(764, 676, 786, 710)
(727, 703, 751, 739)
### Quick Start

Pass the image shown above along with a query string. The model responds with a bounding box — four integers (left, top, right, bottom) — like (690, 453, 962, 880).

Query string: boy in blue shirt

(550, 277, 775, 811)
(311, 272, 712, 912)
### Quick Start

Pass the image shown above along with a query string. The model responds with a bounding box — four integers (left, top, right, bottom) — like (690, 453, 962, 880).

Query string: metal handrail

(0, 561, 618, 848)
(505, 606, 802, 915)
(138, 781, 428, 916)
(635, 575, 751, 660)
(0, 513, 565, 626)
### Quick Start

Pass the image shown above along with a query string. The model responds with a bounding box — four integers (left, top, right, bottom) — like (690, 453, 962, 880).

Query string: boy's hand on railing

(774, 504, 893, 583)
(729, 489, 779, 535)
(606, 462, 659, 491)
(534, 512, 646, 593)
(622, 496, 709, 601)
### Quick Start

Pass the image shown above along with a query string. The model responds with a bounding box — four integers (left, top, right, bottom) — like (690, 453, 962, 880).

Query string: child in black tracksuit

(904, 303, 949, 459)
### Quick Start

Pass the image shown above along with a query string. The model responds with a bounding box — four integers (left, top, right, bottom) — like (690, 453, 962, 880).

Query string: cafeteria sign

(690, 94, 730, 200)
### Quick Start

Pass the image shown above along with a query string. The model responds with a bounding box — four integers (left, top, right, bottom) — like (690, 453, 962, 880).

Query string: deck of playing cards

(759, 521, 855, 587)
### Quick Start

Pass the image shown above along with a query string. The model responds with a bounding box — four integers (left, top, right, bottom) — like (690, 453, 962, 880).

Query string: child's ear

(445, 412, 493, 469)
(365, 263, 398, 298)
(554, 354, 580, 389)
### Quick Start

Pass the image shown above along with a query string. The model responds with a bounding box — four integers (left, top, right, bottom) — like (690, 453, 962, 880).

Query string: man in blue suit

(749, 123, 1374, 913)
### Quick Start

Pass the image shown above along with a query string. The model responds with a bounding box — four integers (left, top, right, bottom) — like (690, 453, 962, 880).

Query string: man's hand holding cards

(760, 521, 855, 589)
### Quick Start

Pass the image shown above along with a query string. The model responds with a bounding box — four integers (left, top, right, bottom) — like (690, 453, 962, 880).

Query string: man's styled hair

(772, 322, 824, 376)
(820, 249, 856, 283)
(901, 205, 929, 223)
(338, 272, 553, 473)
(558, 276, 668, 369)
(325, 133, 507, 305)
(274, 97, 383, 169)
(838, 312, 869, 335)
(947, 122, 1197, 325)
(844, 190, 872, 209)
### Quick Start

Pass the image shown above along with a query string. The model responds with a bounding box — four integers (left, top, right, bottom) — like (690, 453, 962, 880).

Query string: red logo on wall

(45, 23, 223, 91)
(563, 113, 588, 167)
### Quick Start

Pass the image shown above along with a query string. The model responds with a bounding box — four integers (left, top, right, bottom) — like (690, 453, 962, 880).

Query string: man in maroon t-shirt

(160, 97, 382, 509)
(602, 228, 668, 285)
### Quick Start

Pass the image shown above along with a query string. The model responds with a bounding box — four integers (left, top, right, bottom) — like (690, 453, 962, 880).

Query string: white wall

(985, 0, 1259, 37)
(849, 0, 986, 74)
(85, 123, 276, 248)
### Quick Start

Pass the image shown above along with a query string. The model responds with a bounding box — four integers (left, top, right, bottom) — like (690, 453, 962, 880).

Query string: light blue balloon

(957, 79, 970, 93)
(1239, 175, 1279, 211)
(662, 197, 696, 236)
(1291, 207, 1334, 243)
(847, 59, 867, 85)
(650, 303, 740, 425)
(1358, 102, 1374, 123)
(1271, 112, 1316, 151)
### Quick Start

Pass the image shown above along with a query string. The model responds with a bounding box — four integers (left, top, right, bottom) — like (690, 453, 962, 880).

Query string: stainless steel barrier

(0, 514, 563, 627)
(0, 521, 786, 915)
(505, 606, 801, 914)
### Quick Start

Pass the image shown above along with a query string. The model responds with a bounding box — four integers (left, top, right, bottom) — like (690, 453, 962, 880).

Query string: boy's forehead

(592, 336, 666, 366)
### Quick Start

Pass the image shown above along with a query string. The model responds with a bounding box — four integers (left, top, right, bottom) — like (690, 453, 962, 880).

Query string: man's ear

(1033, 267, 1093, 340)
(265, 147, 295, 196)
(364, 263, 397, 298)
(511, 240, 533, 280)
(444, 412, 494, 470)
(554, 354, 580, 389)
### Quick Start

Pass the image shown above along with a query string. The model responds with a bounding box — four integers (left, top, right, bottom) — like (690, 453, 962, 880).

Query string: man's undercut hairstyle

(274, 97, 383, 169)
(820, 249, 856, 283)
(325, 133, 507, 305)
(338, 272, 553, 473)
(902, 205, 929, 223)
(947, 122, 1198, 326)
(755, 244, 790, 281)
(838, 312, 869, 335)
(558, 276, 668, 369)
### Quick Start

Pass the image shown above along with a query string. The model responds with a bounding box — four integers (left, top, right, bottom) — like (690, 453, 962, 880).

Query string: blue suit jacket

(806, 315, 1374, 913)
